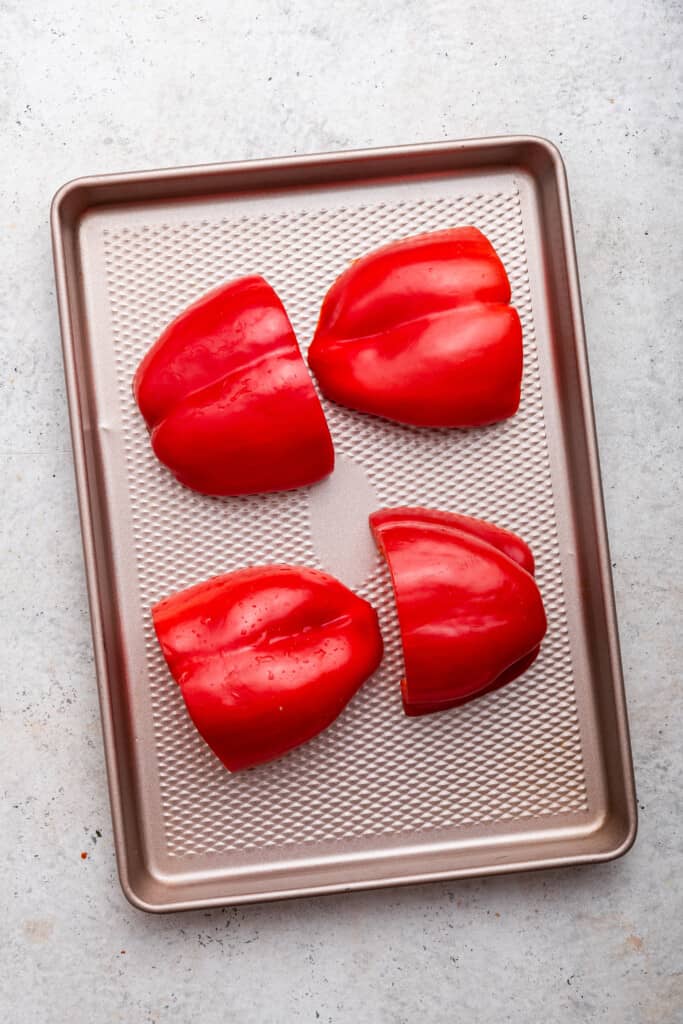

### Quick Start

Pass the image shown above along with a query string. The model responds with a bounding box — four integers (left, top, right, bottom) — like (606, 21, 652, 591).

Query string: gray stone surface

(1, 1, 681, 1021)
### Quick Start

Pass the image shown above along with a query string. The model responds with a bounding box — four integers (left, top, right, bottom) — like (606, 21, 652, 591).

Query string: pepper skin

(134, 275, 334, 495)
(369, 508, 546, 716)
(308, 227, 523, 427)
(152, 565, 383, 770)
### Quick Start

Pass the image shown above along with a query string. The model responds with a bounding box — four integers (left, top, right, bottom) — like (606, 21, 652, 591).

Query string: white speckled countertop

(2, 2, 681, 1021)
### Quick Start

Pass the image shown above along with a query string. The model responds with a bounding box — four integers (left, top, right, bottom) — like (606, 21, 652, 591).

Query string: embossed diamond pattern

(104, 188, 587, 858)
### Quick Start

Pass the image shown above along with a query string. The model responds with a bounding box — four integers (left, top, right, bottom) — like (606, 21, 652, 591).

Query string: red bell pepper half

(369, 508, 547, 716)
(308, 227, 523, 427)
(134, 275, 334, 495)
(152, 565, 383, 770)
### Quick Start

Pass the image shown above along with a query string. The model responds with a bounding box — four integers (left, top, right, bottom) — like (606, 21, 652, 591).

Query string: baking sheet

(51, 137, 636, 910)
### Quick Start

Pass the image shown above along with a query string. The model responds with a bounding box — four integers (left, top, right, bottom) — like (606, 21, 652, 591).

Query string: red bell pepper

(134, 275, 334, 495)
(308, 227, 522, 427)
(152, 565, 383, 770)
(369, 507, 546, 716)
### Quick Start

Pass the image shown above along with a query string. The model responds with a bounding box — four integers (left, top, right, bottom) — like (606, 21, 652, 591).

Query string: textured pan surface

(51, 139, 636, 910)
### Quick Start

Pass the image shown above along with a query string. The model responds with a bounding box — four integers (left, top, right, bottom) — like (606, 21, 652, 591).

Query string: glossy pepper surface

(308, 227, 523, 427)
(134, 275, 334, 495)
(152, 565, 383, 770)
(370, 507, 546, 716)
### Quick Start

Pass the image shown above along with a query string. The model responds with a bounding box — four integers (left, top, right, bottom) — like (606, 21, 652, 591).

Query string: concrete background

(1, 1, 681, 1021)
